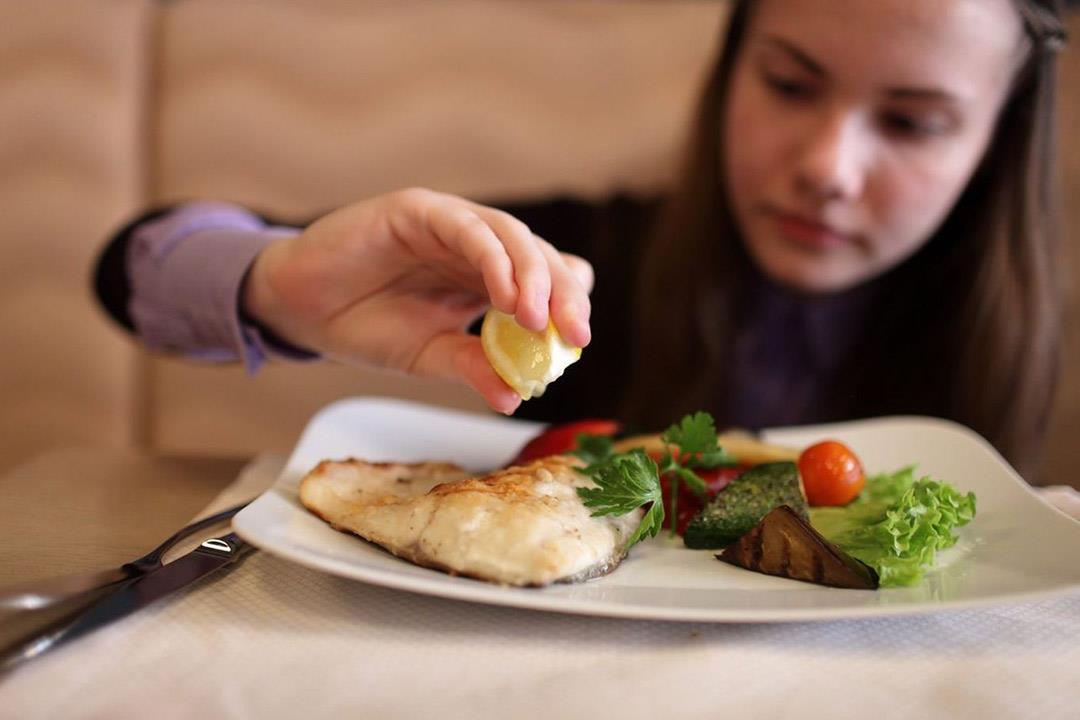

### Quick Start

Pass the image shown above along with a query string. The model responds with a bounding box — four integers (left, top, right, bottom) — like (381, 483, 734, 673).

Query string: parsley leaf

(576, 449, 664, 546)
(662, 412, 718, 456)
(570, 433, 615, 465)
(661, 411, 736, 467)
(694, 448, 737, 469)
(630, 501, 666, 547)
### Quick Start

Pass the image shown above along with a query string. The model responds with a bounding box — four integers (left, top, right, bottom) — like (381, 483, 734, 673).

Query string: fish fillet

(298, 455, 642, 586)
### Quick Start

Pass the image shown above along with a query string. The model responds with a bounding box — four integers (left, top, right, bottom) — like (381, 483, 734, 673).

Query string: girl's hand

(242, 188, 594, 414)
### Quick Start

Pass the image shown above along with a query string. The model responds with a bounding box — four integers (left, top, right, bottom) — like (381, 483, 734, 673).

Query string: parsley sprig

(576, 450, 664, 546)
(660, 412, 737, 472)
(656, 412, 736, 534)
(572, 412, 736, 545)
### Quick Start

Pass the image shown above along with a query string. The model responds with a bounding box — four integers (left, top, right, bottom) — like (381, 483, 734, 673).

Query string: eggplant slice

(717, 505, 879, 589)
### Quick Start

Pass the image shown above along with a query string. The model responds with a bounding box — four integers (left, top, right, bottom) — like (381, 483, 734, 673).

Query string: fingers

(535, 240, 591, 348)
(462, 204, 593, 346)
(422, 200, 519, 316)
(410, 332, 523, 415)
(562, 253, 594, 294)
(467, 205, 552, 333)
(401, 189, 592, 346)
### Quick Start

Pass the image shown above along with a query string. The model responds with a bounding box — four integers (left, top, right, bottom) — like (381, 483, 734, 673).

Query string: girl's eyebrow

(764, 35, 964, 105)
(886, 87, 962, 106)
(763, 37, 824, 76)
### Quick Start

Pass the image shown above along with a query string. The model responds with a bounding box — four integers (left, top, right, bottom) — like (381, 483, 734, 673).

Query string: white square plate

(233, 397, 1080, 622)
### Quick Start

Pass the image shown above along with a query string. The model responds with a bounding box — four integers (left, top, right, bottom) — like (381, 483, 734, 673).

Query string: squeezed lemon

(480, 309, 581, 400)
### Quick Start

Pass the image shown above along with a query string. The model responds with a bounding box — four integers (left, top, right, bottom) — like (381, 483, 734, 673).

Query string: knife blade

(0, 568, 130, 613)
(1, 532, 254, 671)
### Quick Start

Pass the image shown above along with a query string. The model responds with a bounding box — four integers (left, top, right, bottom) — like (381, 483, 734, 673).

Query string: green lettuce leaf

(810, 467, 976, 587)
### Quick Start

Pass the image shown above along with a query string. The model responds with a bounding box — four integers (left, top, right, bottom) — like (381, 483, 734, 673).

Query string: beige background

(0, 0, 1077, 485)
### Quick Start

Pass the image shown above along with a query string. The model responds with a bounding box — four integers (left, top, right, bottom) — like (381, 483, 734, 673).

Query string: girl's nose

(794, 110, 867, 203)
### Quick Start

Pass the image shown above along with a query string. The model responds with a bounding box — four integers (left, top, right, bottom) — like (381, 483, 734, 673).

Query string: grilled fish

(298, 455, 642, 586)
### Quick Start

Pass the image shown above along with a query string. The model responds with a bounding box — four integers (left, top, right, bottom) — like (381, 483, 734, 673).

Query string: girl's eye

(880, 111, 952, 139)
(763, 73, 816, 101)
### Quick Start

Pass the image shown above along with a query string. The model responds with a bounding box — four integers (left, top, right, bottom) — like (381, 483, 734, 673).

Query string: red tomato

(510, 419, 621, 464)
(699, 465, 747, 494)
(658, 473, 704, 535)
(797, 440, 865, 506)
(659, 465, 749, 535)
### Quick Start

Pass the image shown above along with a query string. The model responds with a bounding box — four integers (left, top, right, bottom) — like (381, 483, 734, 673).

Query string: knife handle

(198, 533, 254, 560)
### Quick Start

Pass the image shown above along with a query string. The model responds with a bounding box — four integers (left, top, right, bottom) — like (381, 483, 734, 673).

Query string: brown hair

(624, 0, 1066, 478)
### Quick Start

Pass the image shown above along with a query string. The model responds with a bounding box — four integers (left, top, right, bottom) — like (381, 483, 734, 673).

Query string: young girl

(95, 0, 1067, 478)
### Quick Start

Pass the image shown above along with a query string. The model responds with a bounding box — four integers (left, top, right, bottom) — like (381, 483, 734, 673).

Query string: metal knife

(0, 532, 254, 671)
(0, 500, 251, 612)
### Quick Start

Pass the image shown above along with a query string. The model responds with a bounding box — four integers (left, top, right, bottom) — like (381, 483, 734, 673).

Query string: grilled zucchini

(683, 461, 808, 549)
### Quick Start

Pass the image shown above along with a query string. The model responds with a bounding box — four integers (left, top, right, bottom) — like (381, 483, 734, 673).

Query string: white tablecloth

(2, 456, 1079, 720)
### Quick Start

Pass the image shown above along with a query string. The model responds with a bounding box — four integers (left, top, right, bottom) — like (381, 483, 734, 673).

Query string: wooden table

(0, 447, 248, 586)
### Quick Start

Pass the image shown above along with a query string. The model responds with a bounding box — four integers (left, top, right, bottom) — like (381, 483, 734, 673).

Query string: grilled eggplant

(717, 505, 879, 589)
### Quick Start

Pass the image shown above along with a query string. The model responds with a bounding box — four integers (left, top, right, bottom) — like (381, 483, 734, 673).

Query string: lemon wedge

(480, 309, 582, 400)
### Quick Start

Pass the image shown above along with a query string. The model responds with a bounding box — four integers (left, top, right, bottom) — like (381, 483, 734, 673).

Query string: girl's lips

(772, 211, 853, 250)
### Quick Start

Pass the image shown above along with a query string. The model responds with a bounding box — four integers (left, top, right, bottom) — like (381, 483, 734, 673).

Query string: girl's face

(723, 0, 1026, 293)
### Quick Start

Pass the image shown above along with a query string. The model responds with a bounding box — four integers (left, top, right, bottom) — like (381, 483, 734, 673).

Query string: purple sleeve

(126, 201, 320, 374)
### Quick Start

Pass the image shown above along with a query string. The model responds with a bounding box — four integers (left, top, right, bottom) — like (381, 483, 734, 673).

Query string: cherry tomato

(510, 419, 621, 464)
(797, 440, 865, 506)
